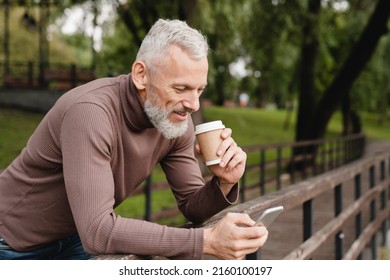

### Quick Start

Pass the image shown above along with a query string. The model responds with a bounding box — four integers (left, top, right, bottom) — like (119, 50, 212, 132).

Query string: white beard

(144, 98, 189, 140)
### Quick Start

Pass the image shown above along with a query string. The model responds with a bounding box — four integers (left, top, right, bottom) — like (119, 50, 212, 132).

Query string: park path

(259, 140, 390, 260)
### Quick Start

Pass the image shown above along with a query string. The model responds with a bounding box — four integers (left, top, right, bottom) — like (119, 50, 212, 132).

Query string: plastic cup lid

(195, 120, 225, 135)
(205, 158, 222, 166)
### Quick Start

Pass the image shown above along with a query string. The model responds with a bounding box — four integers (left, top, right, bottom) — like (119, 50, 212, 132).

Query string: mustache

(172, 107, 195, 115)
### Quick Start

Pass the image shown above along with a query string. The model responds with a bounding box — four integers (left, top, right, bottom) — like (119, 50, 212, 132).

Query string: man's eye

(174, 87, 186, 93)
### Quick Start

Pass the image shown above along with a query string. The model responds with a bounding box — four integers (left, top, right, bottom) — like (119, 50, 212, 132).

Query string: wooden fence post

(355, 173, 363, 259)
(335, 184, 343, 259)
(144, 175, 152, 221)
(369, 166, 377, 259)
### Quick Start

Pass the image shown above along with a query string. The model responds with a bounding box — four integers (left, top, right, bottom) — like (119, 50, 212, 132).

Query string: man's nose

(183, 90, 200, 112)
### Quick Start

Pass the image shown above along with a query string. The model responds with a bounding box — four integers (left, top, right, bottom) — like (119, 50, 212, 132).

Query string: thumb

(229, 212, 256, 227)
(195, 144, 202, 156)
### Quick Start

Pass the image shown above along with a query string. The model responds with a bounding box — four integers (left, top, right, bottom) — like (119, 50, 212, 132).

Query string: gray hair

(136, 19, 209, 71)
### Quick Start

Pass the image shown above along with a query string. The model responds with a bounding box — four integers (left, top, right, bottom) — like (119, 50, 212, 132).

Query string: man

(0, 19, 268, 260)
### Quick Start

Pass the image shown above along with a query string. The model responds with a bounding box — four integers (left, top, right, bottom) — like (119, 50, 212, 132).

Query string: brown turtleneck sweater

(0, 74, 238, 259)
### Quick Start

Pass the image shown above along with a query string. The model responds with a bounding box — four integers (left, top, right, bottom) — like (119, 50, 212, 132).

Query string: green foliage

(358, 111, 390, 139)
(195, 0, 246, 104)
(1, 0, 389, 140)
(99, 19, 138, 76)
(241, 0, 302, 108)
(0, 7, 88, 66)
(316, 0, 376, 96)
(55, 33, 92, 65)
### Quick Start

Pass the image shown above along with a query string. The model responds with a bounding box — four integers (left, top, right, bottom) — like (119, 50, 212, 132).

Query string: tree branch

(307, 0, 390, 140)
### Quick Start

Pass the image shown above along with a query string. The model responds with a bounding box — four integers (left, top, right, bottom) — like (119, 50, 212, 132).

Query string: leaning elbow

(82, 240, 107, 255)
(80, 232, 109, 255)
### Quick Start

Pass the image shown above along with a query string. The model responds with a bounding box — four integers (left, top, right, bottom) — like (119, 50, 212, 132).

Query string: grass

(0, 109, 45, 167)
(379, 247, 390, 260)
(203, 107, 296, 146)
(204, 106, 390, 143)
(1, 106, 390, 225)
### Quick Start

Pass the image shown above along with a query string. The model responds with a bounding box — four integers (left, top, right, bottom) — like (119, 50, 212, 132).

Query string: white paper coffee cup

(195, 120, 225, 166)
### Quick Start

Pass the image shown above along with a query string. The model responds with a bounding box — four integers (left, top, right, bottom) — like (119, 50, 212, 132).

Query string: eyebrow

(172, 83, 208, 89)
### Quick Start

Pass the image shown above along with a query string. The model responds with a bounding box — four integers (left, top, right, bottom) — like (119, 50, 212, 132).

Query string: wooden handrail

(343, 206, 390, 260)
(283, 182, 389, 259)
(95, 145, 389, 260)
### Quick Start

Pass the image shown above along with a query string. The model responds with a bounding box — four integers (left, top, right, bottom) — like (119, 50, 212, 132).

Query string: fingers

(228, 215, 269, 259)
(233, 216, 268, 242)
(204, 213, 269, 260)
(198, 127, 244, 170)
(200, 127, 246, 190)
(216, 128, 234, 158)
(220, 128, 232, 140)
(216, 128, 246, 170)
(231, 212, 256, 227)
(195, 144, 201, 156)
(229, 228, 268, 259)
(223, 146, 246, 171)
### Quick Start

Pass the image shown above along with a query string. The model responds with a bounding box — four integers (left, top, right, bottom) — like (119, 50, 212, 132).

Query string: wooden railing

(239, 133, 365, 200)
(138, 134, 366, 223)
(1, 61, 95, 91)
(204, 145, 390, 260)
(95, 140, 389, 260)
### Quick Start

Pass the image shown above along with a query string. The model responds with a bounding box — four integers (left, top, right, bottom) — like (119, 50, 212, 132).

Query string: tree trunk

(291, 0, 321, 171)
(305, 0, 390, 140)
(181, 0, 204, 127)
(291, 0, 389, 172)
(341, 93, 352, 135)
(215, 69, 226, 106)
(295, 0, 321, 142)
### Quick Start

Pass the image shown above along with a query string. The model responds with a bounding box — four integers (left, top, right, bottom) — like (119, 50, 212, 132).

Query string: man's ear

(131, 61, 148, 92)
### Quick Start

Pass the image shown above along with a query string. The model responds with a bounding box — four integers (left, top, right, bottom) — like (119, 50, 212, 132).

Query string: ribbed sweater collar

(120, 73, 155, 132)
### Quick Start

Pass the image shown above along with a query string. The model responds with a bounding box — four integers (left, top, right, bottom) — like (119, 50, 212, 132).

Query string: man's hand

(196, 128, 247, 196)
(203, 212, 268, 260)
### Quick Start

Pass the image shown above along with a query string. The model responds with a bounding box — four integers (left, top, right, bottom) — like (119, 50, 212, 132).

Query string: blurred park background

(1, 0, 390, 233)
(1, 1, 389, 133)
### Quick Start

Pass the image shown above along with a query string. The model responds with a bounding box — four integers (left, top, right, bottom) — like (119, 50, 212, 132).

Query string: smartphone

(254, 206, 284, 227)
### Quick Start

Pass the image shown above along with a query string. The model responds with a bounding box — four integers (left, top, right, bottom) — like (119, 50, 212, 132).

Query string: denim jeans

(0, 234, 91, 260)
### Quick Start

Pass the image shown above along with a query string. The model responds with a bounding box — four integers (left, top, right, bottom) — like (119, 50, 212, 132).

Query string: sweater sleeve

(61, 103, 203, 259)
